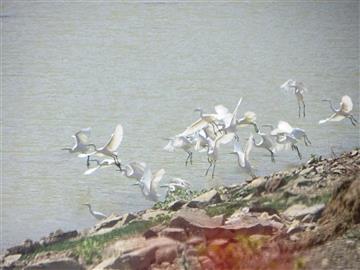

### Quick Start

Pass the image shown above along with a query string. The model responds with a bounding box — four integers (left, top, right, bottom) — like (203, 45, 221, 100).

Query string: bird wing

(214, 104, 229, 119)
(319, 113, 345, 124)
(233, 140, 245, 167)
(140, 166, 152, 196)
(163, 140, 175, 152)
(230, 97, 243, 126)
(104, 124, 123, 152)
(244, 134, 254, 161)
(74, 127, 91, 144)
(280, 79, 295, 92)
(83, 166, 101, 175)
(271, 121, 293, 135)
(151, 169, 165, 193)
(215, 133, 235, 146)
(340, 95, 353, 113)
(181, 118, 209, 137)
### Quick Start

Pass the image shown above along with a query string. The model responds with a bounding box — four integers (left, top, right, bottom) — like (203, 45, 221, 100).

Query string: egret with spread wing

(134, 166, 165, 202)
(230, 135, 256, 178)
(319, 95, 357, 126)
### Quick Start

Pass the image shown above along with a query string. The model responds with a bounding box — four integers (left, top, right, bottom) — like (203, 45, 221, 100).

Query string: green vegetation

(21, 220, 155, 264)
(153, 188, 202, 210)
(205, 201, 247, 217)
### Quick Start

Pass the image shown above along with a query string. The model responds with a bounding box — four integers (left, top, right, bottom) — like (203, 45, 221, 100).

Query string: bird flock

(62, 80, 357, 220)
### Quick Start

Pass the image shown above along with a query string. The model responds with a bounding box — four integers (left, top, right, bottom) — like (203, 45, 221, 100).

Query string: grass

(205, 201, 247, 217)
(21, 219, 161, 264)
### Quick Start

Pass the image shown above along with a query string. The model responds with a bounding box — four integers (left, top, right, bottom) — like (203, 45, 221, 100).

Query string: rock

(186, 236, 205, 246)
(300, 167, 314, 176)
(2, 254, 22, 268)
(265, 176, 286, 192)
(6, 239, 40, 256)
(24, 257, 84, 270)
(198, 256, 216, 270)
(143, 225, 166, 239)
(102, 237, 179, 270)
(141, 209, 169, 221)
(283, 204, 325, 221)
(159, 228, 187, 242)
(155, 245, 179, 264)
(121, 213, 138, 225)
(247, 177, 266, 190)
(92, 214, 123, 232)
(40, 229, 78, 246)
(187, 190, 222, 208)
(101, 236, 147, 260)
(168, 200, 187, 211)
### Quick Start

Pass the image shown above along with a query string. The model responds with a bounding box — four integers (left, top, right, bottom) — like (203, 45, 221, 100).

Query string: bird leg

(190, 152, 193, 165)
(211, 160, 216, 179)
(112, 156, 123, 171)
(302, 101, 306, 118)
(298, 102, 301, 118)
(205, 159, 212, 176)
(234, 134, 240, 142)
(185, 152, 192, 166)
(293, 144, 302, 160)
(348, 115, 358, 126)
(86, 156, 90, 168)
(252, 123, 259, 133)
(304, 135, 312, 146)
(268, 149, 275, 163)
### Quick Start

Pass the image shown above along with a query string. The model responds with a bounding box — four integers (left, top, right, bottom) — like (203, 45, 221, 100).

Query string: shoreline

(2, 148, 359, 269)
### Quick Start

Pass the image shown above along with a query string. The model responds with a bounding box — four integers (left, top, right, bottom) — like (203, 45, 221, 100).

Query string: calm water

(2, 1, 359, 250)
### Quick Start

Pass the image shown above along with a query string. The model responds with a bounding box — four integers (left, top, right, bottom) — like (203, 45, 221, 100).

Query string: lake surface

(2, 1, 359, 250)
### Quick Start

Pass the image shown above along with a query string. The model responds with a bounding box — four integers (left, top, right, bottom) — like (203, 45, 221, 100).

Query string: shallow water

(2, 1, 359, 250)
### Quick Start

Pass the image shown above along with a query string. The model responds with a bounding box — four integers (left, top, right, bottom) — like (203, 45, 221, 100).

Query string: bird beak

(132, 183, 140, 186)
(228, 152, 236, 155)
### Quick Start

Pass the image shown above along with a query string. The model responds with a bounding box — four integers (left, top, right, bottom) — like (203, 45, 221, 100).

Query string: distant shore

(2, 149, 359, 270)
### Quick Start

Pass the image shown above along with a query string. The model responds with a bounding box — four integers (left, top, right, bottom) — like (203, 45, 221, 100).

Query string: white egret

(134, 166, 165, 202)
(219, 98, 243, 138)
(252, 130, 276, 162)
(84, 124, 123, 167)
(319, 95, 357, 126)
(270, 121, 311, 160)
(83, 203, 107, 220)
(280, 79, 307, 118)
(194, 130, 209, 152)
(122, 161, 146, 180)
(160, 178, 191, 192)
(163, 136, 194, 166)
(83, 158, 117, 175)
(236, 111, 259, 133)
(62, 127, 96, 167)
(230, 135, 256, 179)
(205, 133, 234, 178)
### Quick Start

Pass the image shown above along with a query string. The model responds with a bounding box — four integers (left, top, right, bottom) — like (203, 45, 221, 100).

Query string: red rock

(159, 228, 187, 242)
(155, 245, 178, 264)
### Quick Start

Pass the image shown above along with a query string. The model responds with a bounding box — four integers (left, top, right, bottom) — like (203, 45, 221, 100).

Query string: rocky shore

(2, 149, 359, 270)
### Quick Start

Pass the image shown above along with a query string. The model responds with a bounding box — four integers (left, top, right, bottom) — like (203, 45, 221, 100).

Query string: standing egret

(281, 79, 307, 118)
(270, 121, 311, 160)
(85, 124, 124, 167)
(205, 133, 234, 178)
(122, 161, 146, 180)
(319, 95, 357, 126)
(83, 203, 107, 220)
(62, 127, 96, 167)
(83, 158, 117, 175)
(230, 135, 256, 178)
(163, 136, 194, 166)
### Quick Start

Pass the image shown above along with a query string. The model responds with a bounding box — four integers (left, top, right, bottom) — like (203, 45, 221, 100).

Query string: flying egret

(160, 178, 191, 192)
(319, 95, 358, 126)
(83, 203, 107, 220)
(134, 166, 165, 202)
(280, 79, 307, 118)
(62, 127, 96, 167)
(84, 124, 124, 167)
(252, 130, 276, 162)
(163, 136, 194, 166)
(230, 135, 256, 179)
(83, 158, 117, 175)
(270, 121, 311, 160)
(205, 133, 234, 178)
(122, 161, 146, 180)
(236, 111, 259, 133)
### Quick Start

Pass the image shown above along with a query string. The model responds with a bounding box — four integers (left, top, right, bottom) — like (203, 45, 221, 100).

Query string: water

(2, 1, 359, 250)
